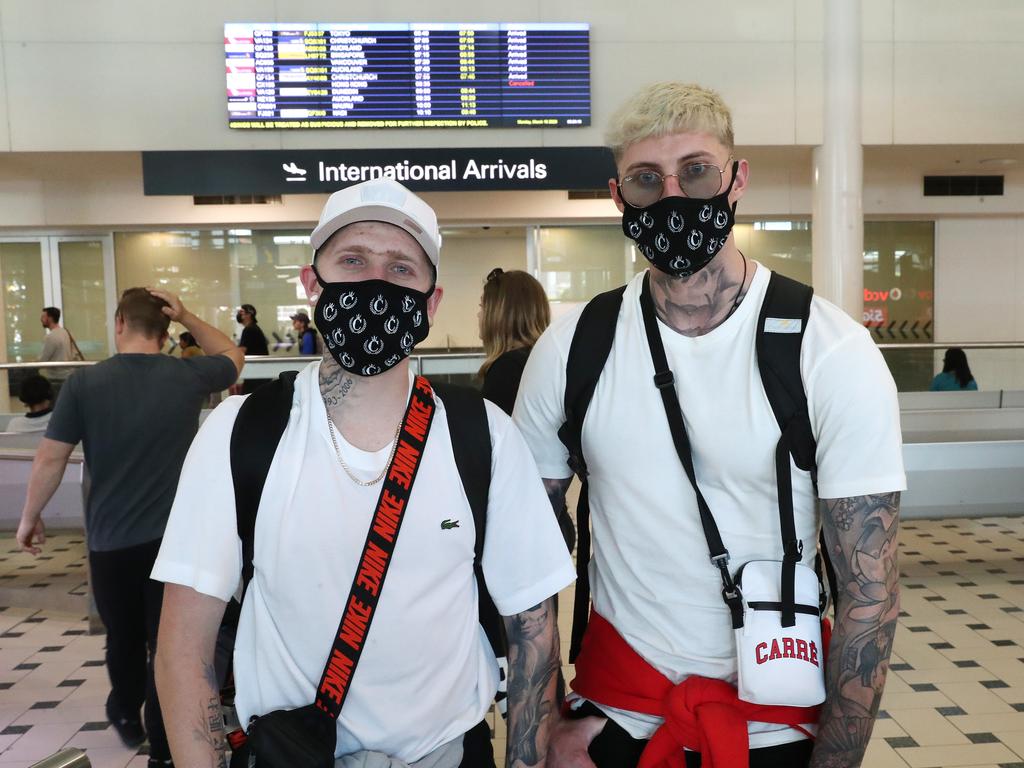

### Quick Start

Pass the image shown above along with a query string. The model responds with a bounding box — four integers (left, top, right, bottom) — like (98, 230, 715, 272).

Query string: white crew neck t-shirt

(513, 264, 906, 747)
(153, 362, 575, 763)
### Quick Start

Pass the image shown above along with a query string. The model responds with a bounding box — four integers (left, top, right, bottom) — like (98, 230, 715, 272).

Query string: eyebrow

(334, 244, 421, 264)
(622, 151, 718, 175)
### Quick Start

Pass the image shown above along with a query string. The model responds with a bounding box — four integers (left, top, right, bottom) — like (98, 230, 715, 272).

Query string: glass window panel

(863, 221, 935, 391)
(115, 230, 312, 356)
(536, 226, 628, 302)
(1, 241, 46, 362)
(0, 241, 46, 410)
(58, 240, 109, 360)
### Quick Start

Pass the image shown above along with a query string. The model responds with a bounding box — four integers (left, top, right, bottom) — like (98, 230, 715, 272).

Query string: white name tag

(764, 318, 802, 334)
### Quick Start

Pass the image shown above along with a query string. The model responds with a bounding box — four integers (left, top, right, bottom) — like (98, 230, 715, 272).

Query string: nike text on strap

(314, 375, 436, 718)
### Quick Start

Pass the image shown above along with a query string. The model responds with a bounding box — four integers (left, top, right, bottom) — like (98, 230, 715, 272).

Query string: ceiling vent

(568, 189, 611, 200)
(923, 176, 1003, 196)
(193, 194, 283, 205)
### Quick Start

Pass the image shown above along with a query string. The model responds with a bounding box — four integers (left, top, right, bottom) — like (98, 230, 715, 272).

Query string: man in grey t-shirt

(17, 288, 243, 768)
(39, 306, 77, 393)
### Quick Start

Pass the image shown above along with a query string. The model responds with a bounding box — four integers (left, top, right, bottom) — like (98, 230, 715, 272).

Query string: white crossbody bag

(639, 274, 827, 708)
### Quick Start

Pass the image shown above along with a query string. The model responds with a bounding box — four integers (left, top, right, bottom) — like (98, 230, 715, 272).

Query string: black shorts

(572, 701, 813, 768)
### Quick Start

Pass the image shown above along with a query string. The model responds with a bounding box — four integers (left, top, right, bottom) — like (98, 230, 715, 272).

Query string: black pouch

(246, 704, 337, 768)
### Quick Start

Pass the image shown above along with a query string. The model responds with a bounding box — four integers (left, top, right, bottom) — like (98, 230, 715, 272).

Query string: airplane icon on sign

(283, 162, 307, 182)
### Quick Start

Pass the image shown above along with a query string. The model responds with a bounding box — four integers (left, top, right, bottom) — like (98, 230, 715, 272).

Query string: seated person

(929, 347, 978, 391)
(7, 375, 55, 433)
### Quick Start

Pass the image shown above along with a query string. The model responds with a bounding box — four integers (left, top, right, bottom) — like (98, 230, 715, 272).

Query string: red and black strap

(313, 375, 436, 719)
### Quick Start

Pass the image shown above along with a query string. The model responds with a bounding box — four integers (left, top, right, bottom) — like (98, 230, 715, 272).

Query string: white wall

(2, 0, 1024, 151)
(934, 218, 1024, 390)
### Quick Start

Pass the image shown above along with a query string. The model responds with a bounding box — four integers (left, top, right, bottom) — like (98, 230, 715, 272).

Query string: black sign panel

(141, 147, 616, 196)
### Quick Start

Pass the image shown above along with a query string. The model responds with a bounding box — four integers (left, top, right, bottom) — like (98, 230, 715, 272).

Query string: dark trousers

(576, 702, 813, 768)
(459, 719, 495, 768)
(89, 538, 169, 759)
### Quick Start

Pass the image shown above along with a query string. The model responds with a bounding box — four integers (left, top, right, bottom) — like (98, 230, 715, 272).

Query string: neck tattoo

(723, 250, 748, 323)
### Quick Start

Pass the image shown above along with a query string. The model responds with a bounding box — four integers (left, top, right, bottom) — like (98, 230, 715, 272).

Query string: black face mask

(235, 312, 244, 324)
(311, 266, 433, 377)
(621, 161, 739, 278)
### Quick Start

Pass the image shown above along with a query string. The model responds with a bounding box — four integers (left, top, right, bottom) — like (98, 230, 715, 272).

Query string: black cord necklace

(722, 250, 748, 323)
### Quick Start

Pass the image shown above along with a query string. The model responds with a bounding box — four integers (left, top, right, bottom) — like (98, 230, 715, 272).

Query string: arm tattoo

(811, 492, 900, 768)
(504, 598, 560, 768)
(191, 696, 227, 768)
(191, 650, 228, 768)
(543, 477, 571, 516)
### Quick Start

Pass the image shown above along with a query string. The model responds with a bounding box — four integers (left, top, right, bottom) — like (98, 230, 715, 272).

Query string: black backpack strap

(431, 382, 503, 656)
(229, 372, 297, 600)
(756, 272, 828, 624)
(757, 271, 817, 474)
(556, 285, 626, 661)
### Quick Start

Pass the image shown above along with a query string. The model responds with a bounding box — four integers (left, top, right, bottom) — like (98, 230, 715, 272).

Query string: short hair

(240, 303, 257, 318)
(42, 307, 61, 323)
(478, 269, 550, 377)
(605, 82, 735, 162)
(116, 288, 170, 340)
(19, 375, 53, 406)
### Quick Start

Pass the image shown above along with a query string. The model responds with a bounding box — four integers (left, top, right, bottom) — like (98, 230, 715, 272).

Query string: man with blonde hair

(515, 82, 905, 767)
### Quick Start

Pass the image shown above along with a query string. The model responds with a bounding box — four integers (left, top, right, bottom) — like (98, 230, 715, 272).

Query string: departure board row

(225, 23, 591, 129)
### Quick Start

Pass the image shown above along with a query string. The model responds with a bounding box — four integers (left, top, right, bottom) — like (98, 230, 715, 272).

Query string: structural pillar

(812, 0, 864, 320)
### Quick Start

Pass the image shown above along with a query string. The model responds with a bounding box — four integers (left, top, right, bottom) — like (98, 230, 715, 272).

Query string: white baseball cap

(310, 179, 442, 266)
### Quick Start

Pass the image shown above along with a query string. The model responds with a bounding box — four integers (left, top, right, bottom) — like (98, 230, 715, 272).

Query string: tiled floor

(2, 517, 1023, 768)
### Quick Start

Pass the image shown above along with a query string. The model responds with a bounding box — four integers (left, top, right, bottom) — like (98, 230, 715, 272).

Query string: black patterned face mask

(621, 161, 739, 278)
(311, 266, 433, 377)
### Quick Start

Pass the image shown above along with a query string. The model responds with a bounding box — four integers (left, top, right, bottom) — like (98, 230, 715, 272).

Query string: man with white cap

(152, 178, 574, 768)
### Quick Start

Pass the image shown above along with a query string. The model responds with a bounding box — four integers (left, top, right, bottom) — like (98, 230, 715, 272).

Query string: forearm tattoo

(543, 478, 571, 516)
(192, 656, 227, 767)
(811, 492, 901, 768)
(504, 598, 560, 768)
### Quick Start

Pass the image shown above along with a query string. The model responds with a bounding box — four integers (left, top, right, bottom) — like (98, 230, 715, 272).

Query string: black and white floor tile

(2, 518, 1023, 768)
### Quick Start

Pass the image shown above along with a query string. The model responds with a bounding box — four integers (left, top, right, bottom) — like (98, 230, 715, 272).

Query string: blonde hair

(478, 270, 550, 377)
(605, 82, 734, 162)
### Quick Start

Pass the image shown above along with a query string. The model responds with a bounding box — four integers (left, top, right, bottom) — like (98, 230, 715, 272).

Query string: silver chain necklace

(325, 411, 403, 487)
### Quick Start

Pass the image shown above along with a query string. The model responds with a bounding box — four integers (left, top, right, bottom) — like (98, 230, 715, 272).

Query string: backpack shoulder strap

(756, 271, 816, 472)
(431, 381, 503, 654)
(555, 283, 626, 661)
(557, 285, 627, 475)
(229, 371, 297, 599)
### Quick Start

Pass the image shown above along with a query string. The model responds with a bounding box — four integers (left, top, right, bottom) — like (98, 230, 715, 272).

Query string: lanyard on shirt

(312, 375, 436, 719)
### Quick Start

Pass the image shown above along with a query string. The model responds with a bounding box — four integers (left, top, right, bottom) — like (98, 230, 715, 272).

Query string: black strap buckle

(566, 452, 589, 479)
(653, 370, 675, 390)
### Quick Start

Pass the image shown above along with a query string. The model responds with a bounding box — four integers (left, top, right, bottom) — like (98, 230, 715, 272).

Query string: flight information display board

(225, 22, 591, 129)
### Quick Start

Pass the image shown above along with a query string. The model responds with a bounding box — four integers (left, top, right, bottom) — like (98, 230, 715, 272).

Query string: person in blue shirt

(291, 310, 319, 355)
(929, 347, 978, 391)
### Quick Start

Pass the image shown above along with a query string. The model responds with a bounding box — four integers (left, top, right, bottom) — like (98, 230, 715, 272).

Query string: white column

(812, 0, 863, 321)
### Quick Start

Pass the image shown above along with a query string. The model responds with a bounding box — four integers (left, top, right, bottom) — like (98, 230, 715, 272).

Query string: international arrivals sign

(141, 147, 616, 196)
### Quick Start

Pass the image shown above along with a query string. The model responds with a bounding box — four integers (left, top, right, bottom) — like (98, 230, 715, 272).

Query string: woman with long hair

(477, 268, 551, 415)
(929, 347, 978, 391)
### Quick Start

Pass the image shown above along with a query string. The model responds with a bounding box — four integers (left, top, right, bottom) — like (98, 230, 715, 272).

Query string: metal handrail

(0, 350, 489, 370)
(4, 342, 1024, 371)
(29, 748, 90, 768)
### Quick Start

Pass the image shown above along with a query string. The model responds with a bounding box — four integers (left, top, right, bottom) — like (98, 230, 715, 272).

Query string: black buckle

(653, 370, 675, 390)
(566, 452, 589, 479)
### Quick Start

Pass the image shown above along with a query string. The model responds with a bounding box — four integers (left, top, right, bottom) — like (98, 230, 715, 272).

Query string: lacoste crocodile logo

(440, 519, 460, 530)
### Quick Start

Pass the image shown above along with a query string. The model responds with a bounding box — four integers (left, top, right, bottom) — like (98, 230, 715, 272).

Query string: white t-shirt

(513, 264, 906, 746)
(153, 361, 575, 763)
